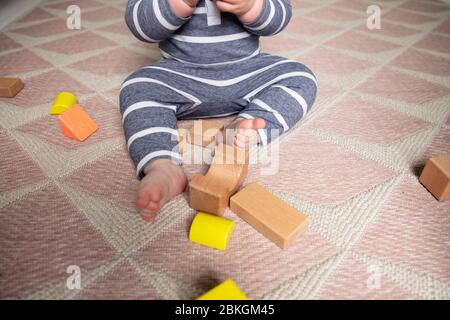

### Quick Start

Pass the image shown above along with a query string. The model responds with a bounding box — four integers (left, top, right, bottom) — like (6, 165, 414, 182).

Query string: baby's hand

(181, 0, 199, 7)
(215, 0, 264, 23)
(170, 0, 199, 18)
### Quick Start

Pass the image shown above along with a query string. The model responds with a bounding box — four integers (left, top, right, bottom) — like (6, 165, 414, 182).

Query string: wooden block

(419, 152, 450, 201)
(59, 104, 98, 141)
(189, 143, 248, 216)
(230, 182, 308, 249)
(178, 128, 187, 155)
(0, 78, 24, 98)
(188, 120, 224, 147)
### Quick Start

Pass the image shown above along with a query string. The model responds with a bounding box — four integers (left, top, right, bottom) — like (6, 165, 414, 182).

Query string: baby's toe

(136, 191, 150, 209)
(253, 118, 266, 129)
(235, 119, 253, 130)
(147, 201, 159, 211)
(141, 210, 156, 221)
(141, 201, 159, 220)
(148, 185, 163, 203)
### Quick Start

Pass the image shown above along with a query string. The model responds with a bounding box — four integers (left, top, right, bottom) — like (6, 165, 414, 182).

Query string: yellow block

(197, 279, 247, 300)
(189, 212, 235, 250)
(50, 91, 78, 114)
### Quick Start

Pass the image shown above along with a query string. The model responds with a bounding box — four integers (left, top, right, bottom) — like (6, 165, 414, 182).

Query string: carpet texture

(1, 0, 449, 300)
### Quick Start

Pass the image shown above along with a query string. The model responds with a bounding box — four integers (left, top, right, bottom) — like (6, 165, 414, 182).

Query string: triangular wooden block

(60, 120, 78, 140)
(59, 104, 98, 141)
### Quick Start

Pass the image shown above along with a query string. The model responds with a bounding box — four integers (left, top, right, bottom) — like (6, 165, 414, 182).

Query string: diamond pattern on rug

(68, 47, 155, 76)
(304, 6, 364, 22)
(390, 48, 450, 76)
(413, 33, 450, 54)
(433, 18, 450, 34)
(81, 6, 124, 22)
(0, 184, 118, 299)
(355, 21, 421, 38)
(316, 255, 420, 299)
(310, 94, 431, 144)
(16, 94, 122, 149)
(97, 21, 132, 36)
(1, 0, 450, 300)
(0, 33, 22, 52)
(354, 175, 450, 282)
(295, 46, 375, 75)
(37, 31, 118, 54)
(383, 8, 439, 25)
(0, 49, 53, 75)
(0, 133, 47, 193)
(248, 130, 396, 206)
(75, 259, 160, 299)
(0, 69, 92, 107)
(133, 211, 338, 299)
(398, 0, 450, 14)
(10, 19, 78, 38)
(356, 67, 450, 104)
(325, 30, 401, 53)
(63, 146, 138, 209)
(17, 7, 55, 23)
(45, 0, 105, 10)
(285, 17, 340, 36)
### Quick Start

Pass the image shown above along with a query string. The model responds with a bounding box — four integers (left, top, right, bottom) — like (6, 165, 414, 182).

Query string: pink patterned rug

(1, 0, 449, 299)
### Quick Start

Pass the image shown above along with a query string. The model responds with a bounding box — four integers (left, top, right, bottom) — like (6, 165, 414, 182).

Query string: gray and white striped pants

(120, 53, 317, 179)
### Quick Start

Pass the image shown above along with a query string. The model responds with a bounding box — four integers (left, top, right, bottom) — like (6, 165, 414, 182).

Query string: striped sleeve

(125, 0, 191, 43)
(243, 0, 292, 37)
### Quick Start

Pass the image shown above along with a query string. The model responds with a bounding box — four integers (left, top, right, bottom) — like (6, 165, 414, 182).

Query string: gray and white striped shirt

(125, 0, 292, 65)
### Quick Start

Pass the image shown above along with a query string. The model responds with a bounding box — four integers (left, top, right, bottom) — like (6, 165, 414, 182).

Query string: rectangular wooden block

(230, 182, 308, 249)
(188, 120, 224, 147)
(0, 78, 24, 98)
(419, 152, 450, 201)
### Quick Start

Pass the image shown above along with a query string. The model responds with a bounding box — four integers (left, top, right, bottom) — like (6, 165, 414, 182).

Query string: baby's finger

(215, 1, 236, 12)
(215, 0, 239, 5)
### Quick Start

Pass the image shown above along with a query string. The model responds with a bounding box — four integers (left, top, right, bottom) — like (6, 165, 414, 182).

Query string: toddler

(120, 0, 317, 220)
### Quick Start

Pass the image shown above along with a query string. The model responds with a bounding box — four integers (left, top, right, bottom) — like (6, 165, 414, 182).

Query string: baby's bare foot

(217, 118, 266, 148)
(136, 159, 187, 221)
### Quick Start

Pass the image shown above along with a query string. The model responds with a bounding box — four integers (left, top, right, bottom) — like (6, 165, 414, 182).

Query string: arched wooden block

(189, 143, 248, 216)
(188, 120, 224, 147)
(178, 128, 187, 155)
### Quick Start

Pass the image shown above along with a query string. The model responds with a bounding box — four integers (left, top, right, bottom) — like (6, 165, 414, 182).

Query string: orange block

(59, 104, 98, 141)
